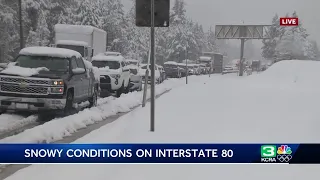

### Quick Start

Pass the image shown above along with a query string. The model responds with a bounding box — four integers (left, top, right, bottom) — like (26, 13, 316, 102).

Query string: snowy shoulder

(1, 65, 49, 77)
(20, 47, 82, 59)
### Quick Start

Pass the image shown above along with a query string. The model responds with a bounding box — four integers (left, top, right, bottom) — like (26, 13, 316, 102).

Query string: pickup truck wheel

(116, 84, 124, 97)
(89, 88, 98, 108)
(64, 91, 74, 115)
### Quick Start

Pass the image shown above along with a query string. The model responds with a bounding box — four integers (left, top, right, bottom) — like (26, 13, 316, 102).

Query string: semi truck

(54, 24, 107, 61)
(200, 52, 224, 73)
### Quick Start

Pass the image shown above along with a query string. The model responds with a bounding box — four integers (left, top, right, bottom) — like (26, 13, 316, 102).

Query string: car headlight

(52, 80, 64, 86)
(50, 87, 64, 94)
(110, 74, 120, 79)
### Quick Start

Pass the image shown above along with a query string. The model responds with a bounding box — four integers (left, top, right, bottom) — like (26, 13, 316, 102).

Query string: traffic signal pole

(150, 0, 155, 132)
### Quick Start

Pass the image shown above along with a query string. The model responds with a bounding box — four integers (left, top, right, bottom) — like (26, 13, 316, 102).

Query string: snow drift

(247, 60, 320, 88)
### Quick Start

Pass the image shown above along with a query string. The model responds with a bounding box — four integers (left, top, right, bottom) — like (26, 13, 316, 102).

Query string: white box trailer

(54, 24, 107, 61)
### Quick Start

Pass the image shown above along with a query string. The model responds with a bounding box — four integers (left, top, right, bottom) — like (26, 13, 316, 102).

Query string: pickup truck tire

(116, 84, 124, 97)
(89, 88, 98, 108)
(64, 90, 74, 115)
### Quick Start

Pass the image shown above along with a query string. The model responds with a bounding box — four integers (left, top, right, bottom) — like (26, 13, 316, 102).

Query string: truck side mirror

(91, 49, 94, 57)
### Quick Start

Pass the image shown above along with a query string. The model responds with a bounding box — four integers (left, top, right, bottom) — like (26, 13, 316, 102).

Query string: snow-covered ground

(5, 60, 320, 179)
(0, 114, 38, 133)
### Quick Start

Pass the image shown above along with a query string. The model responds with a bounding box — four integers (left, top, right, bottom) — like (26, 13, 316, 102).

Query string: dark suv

(164, 61, 182, 78)
(0, 47, 99, 115)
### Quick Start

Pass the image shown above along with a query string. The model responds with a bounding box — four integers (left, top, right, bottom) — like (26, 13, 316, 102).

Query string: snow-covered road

(5, 60, 320, 180)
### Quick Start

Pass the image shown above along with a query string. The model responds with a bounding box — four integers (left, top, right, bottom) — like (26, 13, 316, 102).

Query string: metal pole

(185, 49, 188, 84)
(18, 0, 24, 49)
(150, 0, 155, 132)
(239, 38, 245, 76)
(142, 48, 151, 107)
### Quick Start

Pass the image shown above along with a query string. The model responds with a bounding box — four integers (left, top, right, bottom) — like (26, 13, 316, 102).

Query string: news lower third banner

(0, 144, 318, 164)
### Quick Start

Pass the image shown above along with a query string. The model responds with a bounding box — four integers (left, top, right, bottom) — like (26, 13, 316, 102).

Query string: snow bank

(247, 60, 320, 88)
(54, 24, 105, 35)
(0, 77, 191, 143)
(92, 54, 125, 62)
(0, 114, 38, 133)
(56, 40, 88, 47)
(1, 66, 49, 77)
(20, 47, 81, 58)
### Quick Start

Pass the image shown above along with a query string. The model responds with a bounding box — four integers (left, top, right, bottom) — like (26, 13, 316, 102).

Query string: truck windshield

(57, 44, 84, 57)
(91, 60, 120, 69)
(15, 55, 69, 73)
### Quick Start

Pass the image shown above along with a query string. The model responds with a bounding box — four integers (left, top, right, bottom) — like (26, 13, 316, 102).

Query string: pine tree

(100, 0, 127, 53)
(261, 14, 281, 59)
(0, 0, 17, 61)
(74, 0, 102, 28)
(275, 11, 315, 61)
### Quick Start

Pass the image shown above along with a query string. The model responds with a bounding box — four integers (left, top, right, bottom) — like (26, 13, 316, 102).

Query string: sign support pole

(185, 49, 188, 84)
(239, 38, 245, 76)
(150, 0, 155, 132)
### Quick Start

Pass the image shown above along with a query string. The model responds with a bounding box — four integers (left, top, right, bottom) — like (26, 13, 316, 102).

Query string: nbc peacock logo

(276, 145, 292, 163)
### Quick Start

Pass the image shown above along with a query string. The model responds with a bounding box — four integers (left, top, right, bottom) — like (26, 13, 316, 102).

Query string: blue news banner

(0, 144, 318, 164)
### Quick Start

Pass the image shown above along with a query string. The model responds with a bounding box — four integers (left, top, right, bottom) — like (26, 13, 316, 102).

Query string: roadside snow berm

(248, 60, 320, 86)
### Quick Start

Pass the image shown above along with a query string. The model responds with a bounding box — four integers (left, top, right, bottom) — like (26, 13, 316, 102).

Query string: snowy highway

(1, 60, 320, 179)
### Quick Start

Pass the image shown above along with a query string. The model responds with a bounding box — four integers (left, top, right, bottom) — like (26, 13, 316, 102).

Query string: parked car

(177, 63, 188, 77)
(199, 64, 207, 74)
(194, 64, 202, 75)
(224, 65, 234, 71)
(164, 61, 182, 78)
(139, 64, 161, 84)
(187, 64, 195, 75)
(124, 60, 142, 91)
(91, 53, 130, 97)
(0, 46, 99, 116)
(157, 65, 166, 82)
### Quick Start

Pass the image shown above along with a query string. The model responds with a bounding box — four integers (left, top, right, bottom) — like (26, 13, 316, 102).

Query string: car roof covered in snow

(54, 24, 106, 35)
(164, 61, 178, 65)
(19, 47, 82, 58)
(92, 54, 125, 62)
(199, 56, 212, 59)
(56, 40, 89, 46)
(104, 52, 122, 56)
(125, 59, 139, 62)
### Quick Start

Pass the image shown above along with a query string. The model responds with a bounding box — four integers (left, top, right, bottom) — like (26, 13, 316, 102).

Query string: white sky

(121, 0, 320, 44)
